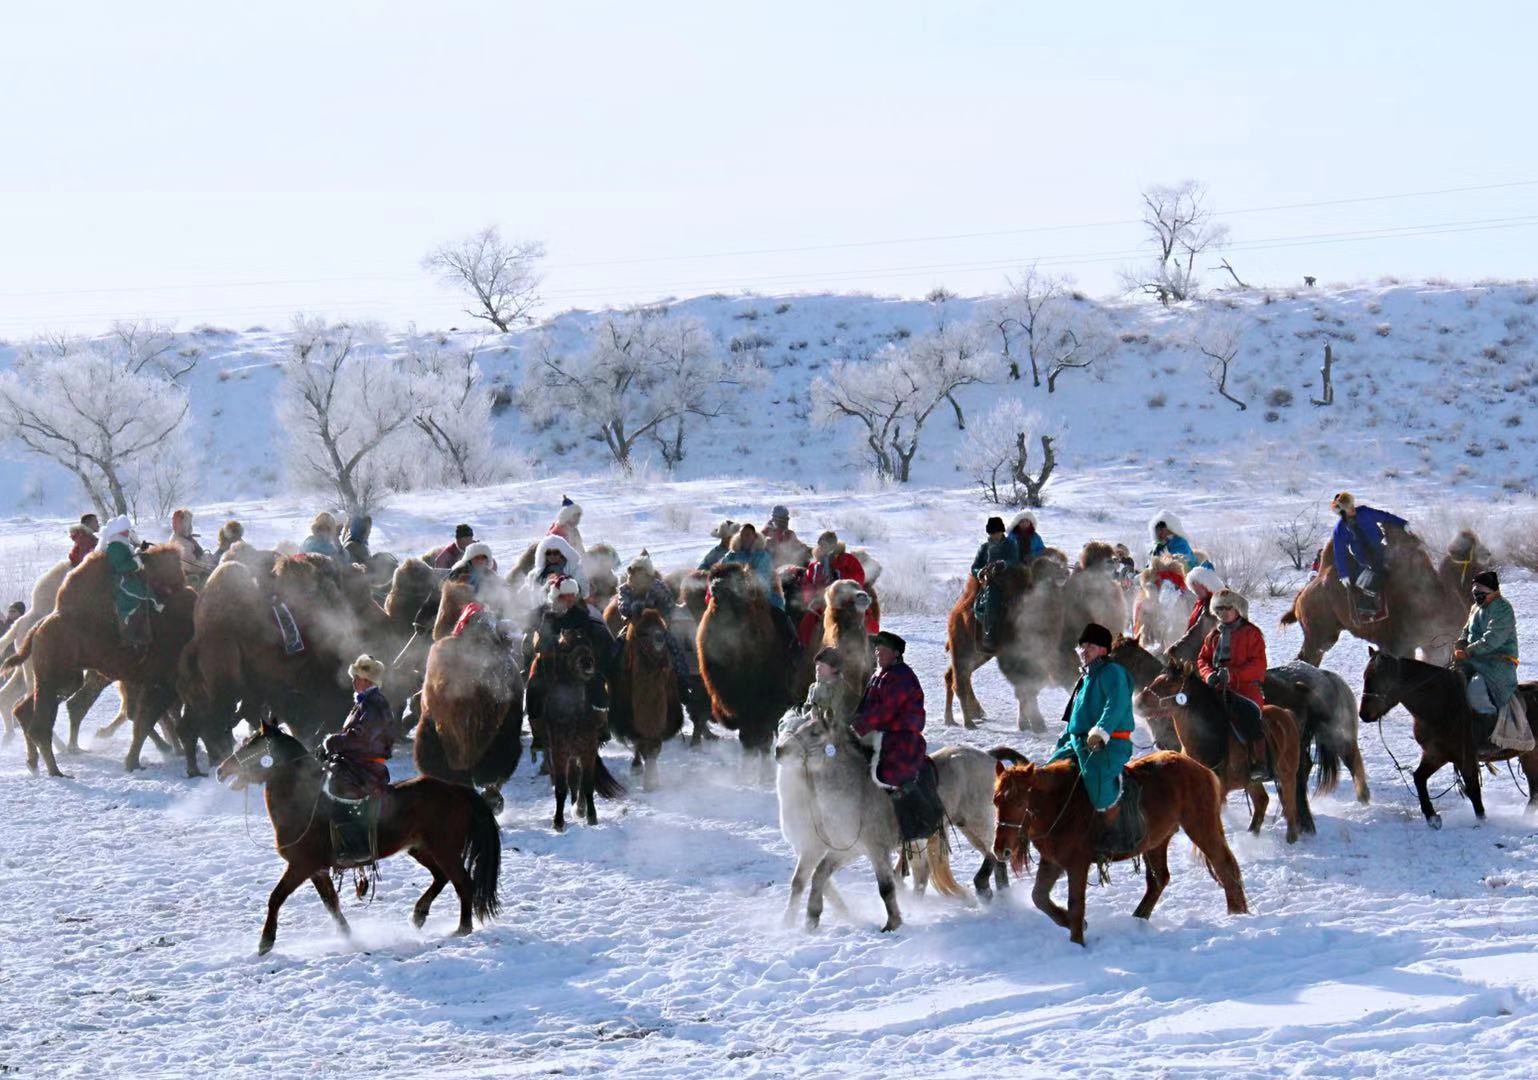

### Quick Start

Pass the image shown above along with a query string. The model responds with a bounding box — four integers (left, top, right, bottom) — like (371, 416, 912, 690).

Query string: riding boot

(1247, 739, 1270, 783)
(1093, 804, 1123, 858)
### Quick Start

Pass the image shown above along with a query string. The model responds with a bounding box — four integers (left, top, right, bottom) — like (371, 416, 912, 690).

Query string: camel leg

(16, 697, 42, 774)
(27, 690, 69, 779)
(805, 855, 838, 931)
(1412, 751, 1447, 827)
(630, 747, 643, 773)
(310, 872, 352, 940)
(869, 843, 903, 933)
(642, 745, 660, 792)
(1133, 842, 1171, 919)
(1345, 742, 1371, 803)
(784, 851, 822, 927)
(1245, 781, 1269, 835)
(1067, 863, 1090, 946)
(258, 863, 310, 954)
(64, 673, 109, 753)
(124, 685, 174, 773)
(409, 851, 449, 927)
(1015, 680, 1046, 734)
(1031, 860, 1070, 928)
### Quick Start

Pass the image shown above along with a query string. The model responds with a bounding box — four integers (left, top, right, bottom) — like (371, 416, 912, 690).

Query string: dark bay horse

(992, 752, 1248, 946)
(527, 631, 625, 830)
(216, 723, 501, 954)
(1359, 649, 1538, 827)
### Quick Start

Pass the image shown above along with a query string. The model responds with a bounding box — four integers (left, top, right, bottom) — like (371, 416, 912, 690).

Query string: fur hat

(1149, 510, 1185, 541)
(556, 496, 582, 526)
(219, 520, 244, 545)
(729, 524, 761, 554)
(813, 645, 842, 669)
(546, 574, 582, 604)
(452, 541, 496, 572)
(1007, 510, 1037, 532)
(1209, 588, 1249, 621)
(710, 519, 739, 540)
(627, 549, 656, 579)
(770, 505, 790, 524)
(1186, 565, 1224, 596)
(171, 508, 196, 536)
(985, 516, 1006, 535)
(1077, 622, 1114, 649)
(816, 529, 839, 548)
(349, 654, 386, 684)
(102, 515, 137, 547)
(68, 523, 92, 540)
(311, 511, 338, 535)
(455, 523, 474, 540)
(1331, 492, 1355, 514)
(1473, 570, 1499, 592)
(870, 630, 906, 654)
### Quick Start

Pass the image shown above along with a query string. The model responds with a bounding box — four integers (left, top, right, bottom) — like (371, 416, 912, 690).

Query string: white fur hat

(710, 519, 739, 540)
(1187, 565, 1223, 596)
(627, 549, 655, 578)
(1209, 588, 1249, 621)
(556, 495, 582, 526)
(349, 654, 386, 684)
(452, 541, 496, 572)
(102, 514, 137, 547)
(1007, 510, 1037, 532)
(1149, 510, 1185, 541)
(546, 574, 582, 604)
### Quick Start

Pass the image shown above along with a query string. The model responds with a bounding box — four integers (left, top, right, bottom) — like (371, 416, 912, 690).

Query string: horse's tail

(1310, 719, 1343, 796)
(924, 831, 968, 901)
(592, 755, 627, 800)
(0, 624, 37, 673)
(461, 791, 502, 924)
(988, 746, 1030, 769)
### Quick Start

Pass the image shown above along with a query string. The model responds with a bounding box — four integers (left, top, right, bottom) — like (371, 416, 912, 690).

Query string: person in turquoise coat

(101, 514, 155, 646)
(1455, 570, 1519, 716)
(1049, 622, 1136, 819)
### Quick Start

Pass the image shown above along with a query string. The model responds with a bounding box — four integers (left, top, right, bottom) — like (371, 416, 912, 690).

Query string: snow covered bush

(399, 337, 510, 488)
(956, 398, 1058, 508)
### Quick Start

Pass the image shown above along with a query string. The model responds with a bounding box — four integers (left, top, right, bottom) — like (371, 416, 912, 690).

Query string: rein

(234, 741, 327, 854)
(794, 733, 863, 854)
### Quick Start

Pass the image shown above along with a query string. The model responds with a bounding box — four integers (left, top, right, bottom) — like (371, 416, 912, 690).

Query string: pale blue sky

(1, 1, 1533, 334)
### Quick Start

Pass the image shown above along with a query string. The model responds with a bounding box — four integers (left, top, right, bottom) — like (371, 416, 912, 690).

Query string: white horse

(0, 561, 71, 741)
(775, 712, 969, 932)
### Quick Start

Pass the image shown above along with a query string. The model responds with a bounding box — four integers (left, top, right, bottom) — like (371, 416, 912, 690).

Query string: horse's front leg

(551, 752, 569, 833)
(1412, 752, 1446, 828)
(805, 855, 837, 931)
(258, 863, 310, 954)
(1067, 863, 1090, 946)
(581, 755, 598, 826)
(311, 872, 352, 939)
(1463, 752, 1486, 820)
(1031, 860, 1069, 928)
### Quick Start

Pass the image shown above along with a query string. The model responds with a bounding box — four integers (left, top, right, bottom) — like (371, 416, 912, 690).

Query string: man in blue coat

(1050, 622, 1137, 854)
(1330, 492, 1407, 614)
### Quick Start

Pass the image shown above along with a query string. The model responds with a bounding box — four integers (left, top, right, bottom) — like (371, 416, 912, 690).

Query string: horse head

(1358, 647, 1401, 723)
(1109, 633, 1167, 692)
(773, 709, 853, 768)
(215, 721, 308, 790)
(991, 760, 1039, 874)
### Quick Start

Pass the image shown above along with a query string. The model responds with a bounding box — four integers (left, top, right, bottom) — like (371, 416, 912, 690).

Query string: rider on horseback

(1454, 570, 1519, 727)
(1330, 492, 1407, 617)
(322, 655, 395, 865)
(615, 550, 688, 679)
(971, 516, 1021, 652)
(852, 631, 940, 840)
(804, 646, 861, 729)
(531, 574, 619, 718)
(1049, 623, 1137, 856)
(1197, 588, 1270, 782)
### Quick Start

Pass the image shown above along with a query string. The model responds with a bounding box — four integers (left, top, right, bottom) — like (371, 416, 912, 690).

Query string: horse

(909, 744, 1013, 902)
(1282, 529, 1489, 666)
(609, 609, 684, 789)
(775, 711, 968, 932)
(527, 630, 625, 830)
(4, 545, 198, 777)
(992, 752, 1249, 945)
(415, 604, 524, 815)
(1359, 649, 1538, 827)
(1110, 636, 1368, 834)
(215, 723, 501, 954)
(698, 562, 798, 759)
(1141, 661, 1305, 843)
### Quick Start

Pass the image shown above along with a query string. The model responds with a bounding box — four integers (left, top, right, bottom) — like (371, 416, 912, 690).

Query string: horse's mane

(1162, 660, 1229, 768)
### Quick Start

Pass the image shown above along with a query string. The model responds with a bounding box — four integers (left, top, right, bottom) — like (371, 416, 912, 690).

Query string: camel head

(139, 543, 189, 593)
(824, 579, 871, 616)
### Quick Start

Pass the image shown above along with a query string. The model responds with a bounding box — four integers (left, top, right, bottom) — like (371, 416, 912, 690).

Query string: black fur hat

(813, 646, 842, 668)
(985, 516, 1006, 534)
(1473, 570, 1499, 592)
(1077, 622, 1114, 649)
(870, 630, 906, 654)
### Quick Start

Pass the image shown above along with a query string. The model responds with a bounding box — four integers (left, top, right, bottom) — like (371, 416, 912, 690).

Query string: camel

(1282, 528, 1489, 665)
(4, 546, 197, 777)
(609, 609, 684, 789)
(820, 580, 874, 697)
(698, 562, 799, 758)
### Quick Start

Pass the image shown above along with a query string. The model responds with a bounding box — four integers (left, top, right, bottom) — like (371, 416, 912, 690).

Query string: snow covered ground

(1, 476, 1536, 1078)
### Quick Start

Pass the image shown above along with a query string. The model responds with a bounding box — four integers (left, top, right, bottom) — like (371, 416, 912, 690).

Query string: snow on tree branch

(1182, 311, 1250, 411)
(423, 225, 546, 333)
(1121, 180, 1230, 306)
(957, 399, 1060, 507)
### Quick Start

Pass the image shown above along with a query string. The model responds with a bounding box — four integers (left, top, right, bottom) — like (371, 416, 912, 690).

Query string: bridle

(783, 719, 863, 854)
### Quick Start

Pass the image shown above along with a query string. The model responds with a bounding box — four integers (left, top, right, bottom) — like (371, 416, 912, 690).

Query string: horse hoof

(412, 912, 427, 929)
(880, 919, 901, 933)
(553, 820, 565, 833)
(944, 718, 958, 727)
(977, 888, 993, 905)
(187, 769, 207, 780)
(452, 925, 472, 938)
(1427, 814, 1443, 830)
(965, 720, 980, 731)
(256, 938, 274, 956)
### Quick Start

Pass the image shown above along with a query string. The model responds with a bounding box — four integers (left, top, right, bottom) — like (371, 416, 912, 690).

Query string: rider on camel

(971, 516, 1021, 652)
(1197, 588, 1270, 781)
(547, 496, 586, 555)
(68, 513, 100, 567)
(798, 530, 874, 644)
(698, 520, 739, 571)
(342, 514, 373, 565)
(526, 534, 586, 600)
(1006, 510, 1047, 562)
(213, 519, 244, 563)
(432, 523, 476, 571)
(721, 524, 798, 650)
(102, 515, 156, 647)
(302, 511, 347, 568)
(1330, 492, 1406, 615)
(762, 505, 803, 566)
(1049, 622, 1137, 855)
(1149, 510, 1197, 575)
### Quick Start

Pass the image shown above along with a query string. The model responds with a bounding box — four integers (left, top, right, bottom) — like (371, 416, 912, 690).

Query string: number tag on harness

(1175, 693, 1188, 706)
(824, 744, 837, 758)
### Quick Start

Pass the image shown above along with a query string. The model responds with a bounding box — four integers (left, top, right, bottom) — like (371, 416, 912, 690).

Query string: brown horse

(992, 752, 1248, 945)
(527, 630, 626, 830)
(1142, 661, 1306, 843)
(1359, 649, 1538, 827)
(698, 563, 799, 758)
(1282, 528, 1489, 666)
(609, 609, 684, 789)
(943, 556, 1059, 731)
(415, 605, 524, 814)
(4, 545, 197, 777)
(216, 723, 500, 954)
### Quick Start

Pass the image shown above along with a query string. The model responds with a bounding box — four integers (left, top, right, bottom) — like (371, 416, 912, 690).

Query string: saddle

(1093, 770, 1145, 860)
(324, 766, 384, 868)
(1344, 578, 1389, 624)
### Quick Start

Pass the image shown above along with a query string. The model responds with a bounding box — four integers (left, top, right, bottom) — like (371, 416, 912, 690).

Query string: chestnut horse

(1359, 649, 1538, 827)
(1142, 661, 1306, 843)
(216, 723, 501, 954)
(992, 752, 1248, 945)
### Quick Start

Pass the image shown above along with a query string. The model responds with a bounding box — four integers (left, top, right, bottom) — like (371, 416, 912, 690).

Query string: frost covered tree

(401, 337, 505, 487)
(0, 345, 193, 517)
(423, 225, 546, 333)
(812, 329, 994, 482)
(957, 399, 1059, 507)
(525, 310, 741, 473)
(982, 268, 1113, 391)
(1185, 312, 1250, 411)
(278, 317, 419, 513)
(1122, 180, 1230, 306)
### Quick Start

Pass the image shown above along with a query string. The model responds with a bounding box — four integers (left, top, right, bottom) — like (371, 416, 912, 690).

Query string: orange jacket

(1197, 620, 1267, 707)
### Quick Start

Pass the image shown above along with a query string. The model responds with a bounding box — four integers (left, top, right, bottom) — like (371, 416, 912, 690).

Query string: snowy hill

(2, 280, 1536, 527)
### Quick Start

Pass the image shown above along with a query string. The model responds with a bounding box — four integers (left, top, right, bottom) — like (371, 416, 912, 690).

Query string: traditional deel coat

(721, 539, 783, 610)
(1331, 506, 1407, 578)
(323, 686, 395, 799)
(851, 661, 926, 787)
(804, 676, 862, 730)
(103, 529, 152, 623)
(68, 528, 98, 567)
(1459, 594, 1520, 711)
(1049, 657, 1135, 811)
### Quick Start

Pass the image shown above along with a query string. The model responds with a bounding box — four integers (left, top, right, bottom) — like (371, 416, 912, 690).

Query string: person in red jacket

(798, 530, 875, 644)
(851, 631, 926, 788)
(1196, 588, 1269, 781)
(68, 514, 99, 567)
